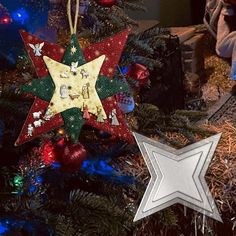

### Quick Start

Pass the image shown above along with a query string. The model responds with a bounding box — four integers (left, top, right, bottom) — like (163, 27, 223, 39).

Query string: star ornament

(133, 133, 223, 222)
(16, 31, 134, 145)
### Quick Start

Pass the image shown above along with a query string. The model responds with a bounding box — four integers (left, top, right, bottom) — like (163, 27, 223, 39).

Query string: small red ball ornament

(126, 63, 150, 86)
(96, 0, 116, 7)
(60, 142, 87, 171)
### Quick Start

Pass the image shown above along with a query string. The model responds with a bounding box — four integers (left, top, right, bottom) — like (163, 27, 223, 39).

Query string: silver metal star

(133, 132, 222, 222)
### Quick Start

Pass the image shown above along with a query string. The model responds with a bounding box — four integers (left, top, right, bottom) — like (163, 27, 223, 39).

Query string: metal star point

(133, 132, 223, 222)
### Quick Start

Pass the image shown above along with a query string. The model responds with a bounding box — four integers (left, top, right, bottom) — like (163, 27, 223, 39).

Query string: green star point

(96, 75, 130, 99)
(21, 76, 54, 102)
(62, 34, 86, 67)
(62, 108, 85, 143)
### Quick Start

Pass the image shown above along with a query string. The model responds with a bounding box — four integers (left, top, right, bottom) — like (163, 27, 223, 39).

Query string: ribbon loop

(67, 0, 80, 35)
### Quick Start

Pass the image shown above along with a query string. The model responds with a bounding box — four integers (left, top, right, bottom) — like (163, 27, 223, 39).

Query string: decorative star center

(71, 45, 77, 55)
(43, 55, 107, 120)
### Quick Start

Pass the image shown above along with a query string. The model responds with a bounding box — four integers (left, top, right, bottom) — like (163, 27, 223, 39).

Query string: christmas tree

(0, 0, 235, 235)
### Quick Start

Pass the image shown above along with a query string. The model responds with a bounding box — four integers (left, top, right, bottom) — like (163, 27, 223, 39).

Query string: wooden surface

(169, 27, 196, 44)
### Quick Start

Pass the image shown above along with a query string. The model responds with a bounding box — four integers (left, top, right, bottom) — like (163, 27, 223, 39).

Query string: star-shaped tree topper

(16, 31, 133, 145)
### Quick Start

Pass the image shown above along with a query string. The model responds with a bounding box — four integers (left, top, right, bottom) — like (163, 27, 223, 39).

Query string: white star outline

(133, 133, 223, 222)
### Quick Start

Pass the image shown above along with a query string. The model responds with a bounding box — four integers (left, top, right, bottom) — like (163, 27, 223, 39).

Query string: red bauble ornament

(60, 142, 87, 171)
(96, 0, 116, 7)
(42, 141, 57, 165)
(126, 63, 150, 86)
(56, 138, 66, 147)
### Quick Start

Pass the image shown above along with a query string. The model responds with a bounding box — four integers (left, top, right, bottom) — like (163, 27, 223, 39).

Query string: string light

(13, 175, 23, 187)
(0, 17, 11, 24)
(11, 8, 29, 25)
(57, 128, 65, 135)
(0, 222, 8, 234)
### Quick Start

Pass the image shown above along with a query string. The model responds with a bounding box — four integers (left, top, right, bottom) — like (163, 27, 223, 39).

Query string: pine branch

(134, 103, 216, 139)
(139, 27, 163, 40)
(55, 214, 82, 236)
(111, 6, 138, 26)
(128, 36, 154, 55)
(121, 1, 146, 11)
(174, 110, 208, 121)
(135, 55, 162, 69)
(161, 209, 178, 226)
(67, 189, 134, 235)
